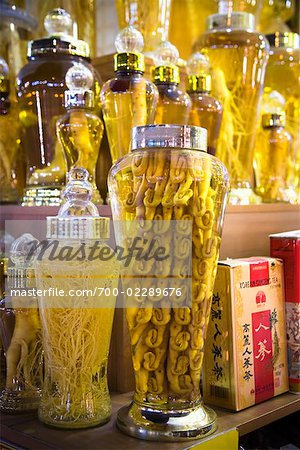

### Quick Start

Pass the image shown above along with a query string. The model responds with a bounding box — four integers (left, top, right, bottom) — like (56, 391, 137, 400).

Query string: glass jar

(16, 8, 101, 206)
(0, 4, 37, 203)
(258, 0, 295, 34)
(115, 0, 172, 53)
(0, 234, 43, 413)
(57, 63, 104, 204)
(35, 168, 118, 429)
(187, 53, 223, 156)
(254, 113, 295, 203)
(153, 41, 191, 125)
(264, 33, 300, 198)
(100, 27, 158, 164)
(109, 125, 229, 441)
(194, 6, 269, 204)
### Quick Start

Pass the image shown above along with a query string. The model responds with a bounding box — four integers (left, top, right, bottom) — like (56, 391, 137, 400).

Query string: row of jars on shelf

(0, 5, 299, 206)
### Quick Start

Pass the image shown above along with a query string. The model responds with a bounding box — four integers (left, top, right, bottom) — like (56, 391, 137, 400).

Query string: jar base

(22, 187, 63, 206)
(0, 389, 41, 413)
(117, 401, 217, 442)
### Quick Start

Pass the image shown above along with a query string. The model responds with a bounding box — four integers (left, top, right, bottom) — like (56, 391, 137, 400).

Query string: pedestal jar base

(117, 401, 217, 442)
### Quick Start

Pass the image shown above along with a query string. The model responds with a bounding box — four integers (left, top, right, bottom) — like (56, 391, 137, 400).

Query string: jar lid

(64, 63, 94, 109)
(266, 32, 300, 49)
(47, 168, 110, 240)
(152, 41, 180, 84)
(28, 9, 89, 58)
(262, 113, 286, 128)
(7, 233, 38, 288)
(207, 12, 255, 31)
(152, 66, 180, 84)
(187, 74, 212, 93)
(131, 125, 207, 152)
(114, 26, 145, 73)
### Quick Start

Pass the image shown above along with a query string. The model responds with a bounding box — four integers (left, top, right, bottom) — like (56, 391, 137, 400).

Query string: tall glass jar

(35, 168, 118, 429)
(0, 234, 43, 413)
(16, 8, 101, 206)
(194, 4, 269, 204)
(109, 125, 229, 441)
(152, 41, 191, 125)
(115, 0, 171, 53)
(264, 33, 300, 198)
(100, 27, 158, 164)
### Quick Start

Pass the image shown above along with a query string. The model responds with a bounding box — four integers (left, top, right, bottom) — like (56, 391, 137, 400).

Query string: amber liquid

(188, 92, 223, 156)
(195, 29, 268, 192)
(154, 83, 191, 125)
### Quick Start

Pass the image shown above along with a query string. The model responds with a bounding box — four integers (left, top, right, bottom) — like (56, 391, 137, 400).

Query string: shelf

(1, 392, 299, 450)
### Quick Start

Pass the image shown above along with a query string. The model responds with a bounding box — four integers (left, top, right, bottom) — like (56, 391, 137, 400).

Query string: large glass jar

(16, 9, 101, 206)
(109, 125, 229, 441)
(194, 7, 269, 204)
(115, 0, 172, 53)
(0, 234, 43, 413)
(264, 33, 300, 198)
(35, 168, 118, 429)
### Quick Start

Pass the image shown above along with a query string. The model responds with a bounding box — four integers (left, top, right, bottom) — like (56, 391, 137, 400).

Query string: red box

(270, 230, 300, 393)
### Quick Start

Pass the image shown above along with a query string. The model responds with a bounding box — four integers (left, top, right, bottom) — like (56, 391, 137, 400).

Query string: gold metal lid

(152, 65, 180, 84)
(114, 52, 145, 73)
(187, 74, 212, 93)
(266, 32, 300, 49)
(262, 113, 286, 128)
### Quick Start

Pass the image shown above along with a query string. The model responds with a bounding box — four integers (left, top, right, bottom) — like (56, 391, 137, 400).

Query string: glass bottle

(17, 8, 101, 207)
(264, 33, 300, 199)
(0, 58, 19, 204)
(109, 124, 229, 441)
(57, 63, 104, 204)
(153, 41, 192, 125)
(100, 26, 158, 164)
(0, 234, 43, 412)
(187, 53, 223, 156)
(254, 113, 295, 203)
(194, 0, 269, 204)
(35, 168, 118, 429)
(115, 0, 172, 53)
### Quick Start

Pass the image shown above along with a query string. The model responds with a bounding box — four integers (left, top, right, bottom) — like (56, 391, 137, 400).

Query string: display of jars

(115, 0, 172, 53)
(16, 8, 101, 206)
(35, 168, 118, 429)
(108, 124, 229, 440)
(194, 3, 269, 204)
(0, 234, 43, 413)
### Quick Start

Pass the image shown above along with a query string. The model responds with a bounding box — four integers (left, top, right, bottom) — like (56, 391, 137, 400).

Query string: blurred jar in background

(258, 0, 295, 34)
(25, 0, 96, 57)
(115, 0, 172, 53)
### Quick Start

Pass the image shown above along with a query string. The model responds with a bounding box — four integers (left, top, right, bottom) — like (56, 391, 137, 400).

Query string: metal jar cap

(207, 12, 255, 31)
(131, 125, 207, 152)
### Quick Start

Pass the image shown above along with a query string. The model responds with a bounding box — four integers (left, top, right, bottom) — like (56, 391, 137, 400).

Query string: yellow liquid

(195, 30, 268, 191)
(154, 84, 191, 125)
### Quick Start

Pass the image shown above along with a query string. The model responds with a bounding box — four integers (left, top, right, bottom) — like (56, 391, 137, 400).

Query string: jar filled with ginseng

(108, 125, 229, 441)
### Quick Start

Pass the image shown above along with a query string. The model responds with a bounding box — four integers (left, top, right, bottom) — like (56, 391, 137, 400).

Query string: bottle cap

(131, 124, 207, 152)
(7, 233, 38, 288)
(266, 32, 300, 49)
(186, 53, 212, 93)
(152, 41, 180, 84)
(64, 63, 94, 109)
(28, 9, 90, 58)
(47, 168, 109, 240)
(114, 26, 145, 73)
(262, 113, 286, 128)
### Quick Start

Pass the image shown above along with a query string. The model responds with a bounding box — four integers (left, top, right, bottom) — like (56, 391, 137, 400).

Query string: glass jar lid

(114, 26, 145, 72)
(131, 125, 207, 152)
(28, 9, 89, 58)
(7, 233, 38, 288)
(47, 168, 109, 240)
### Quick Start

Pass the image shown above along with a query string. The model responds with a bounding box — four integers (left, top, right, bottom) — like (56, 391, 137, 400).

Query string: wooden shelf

(1, 392, 299, 450)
